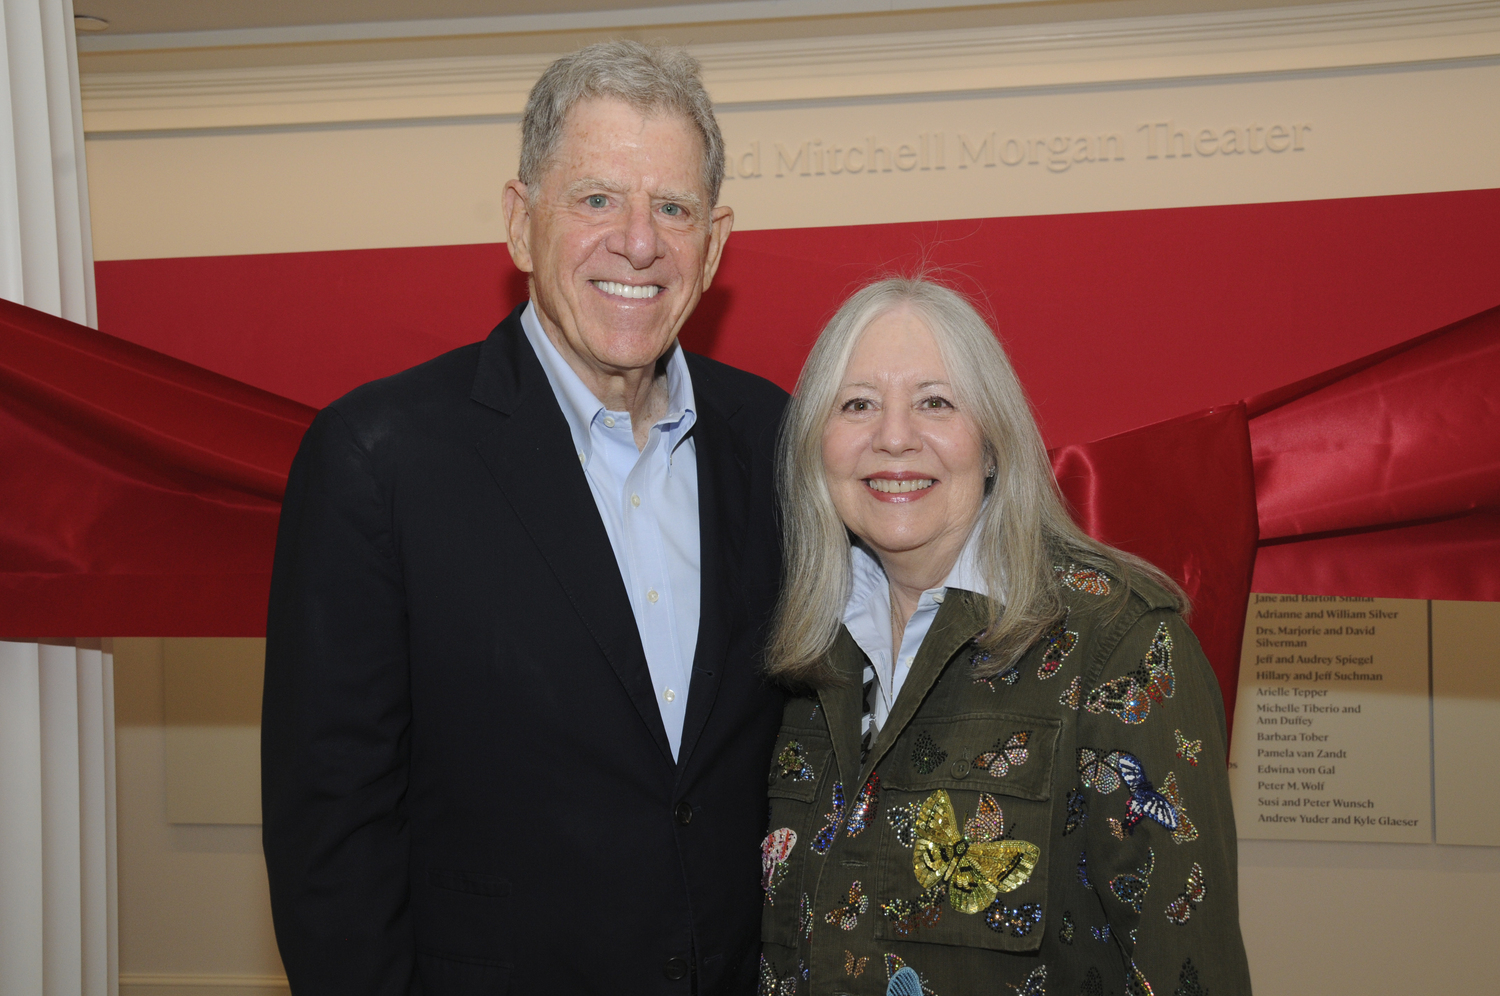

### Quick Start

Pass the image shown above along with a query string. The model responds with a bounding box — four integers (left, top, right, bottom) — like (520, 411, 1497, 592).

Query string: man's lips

(591, 279, 662, 300)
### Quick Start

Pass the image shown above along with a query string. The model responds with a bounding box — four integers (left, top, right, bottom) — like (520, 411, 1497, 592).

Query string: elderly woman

(758, 279, 1250, 996)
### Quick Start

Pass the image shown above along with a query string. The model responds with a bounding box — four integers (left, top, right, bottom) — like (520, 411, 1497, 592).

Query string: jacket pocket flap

(880, 711, 1062, 802)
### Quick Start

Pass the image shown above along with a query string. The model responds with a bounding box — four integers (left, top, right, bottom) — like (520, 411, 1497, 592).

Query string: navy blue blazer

(262, 303, 788, 995)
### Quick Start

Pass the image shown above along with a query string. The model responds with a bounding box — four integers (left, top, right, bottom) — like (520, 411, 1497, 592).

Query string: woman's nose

(873, 406, 921, 454)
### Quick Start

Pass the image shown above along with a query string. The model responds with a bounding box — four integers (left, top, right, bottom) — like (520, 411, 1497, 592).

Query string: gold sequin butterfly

(911, 790, 1040, 914)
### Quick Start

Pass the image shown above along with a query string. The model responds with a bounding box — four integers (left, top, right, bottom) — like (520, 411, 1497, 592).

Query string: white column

(0, 0, 95, 325)
(0, 4, 111, 992)
(0, 642, 118, 996)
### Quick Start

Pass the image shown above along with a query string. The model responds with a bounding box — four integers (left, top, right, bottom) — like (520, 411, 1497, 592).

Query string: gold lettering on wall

(727, 121, 1312, 181)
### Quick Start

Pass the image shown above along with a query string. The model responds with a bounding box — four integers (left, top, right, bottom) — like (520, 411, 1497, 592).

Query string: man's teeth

(593, 280, 661, 299)
(867, 478, 935, 494)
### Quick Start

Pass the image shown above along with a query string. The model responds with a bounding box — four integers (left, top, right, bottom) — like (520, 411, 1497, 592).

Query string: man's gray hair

(519, 40, 725, 205)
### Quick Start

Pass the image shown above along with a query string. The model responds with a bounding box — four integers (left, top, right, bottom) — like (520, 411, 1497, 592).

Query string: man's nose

(616, 200, 664, 269)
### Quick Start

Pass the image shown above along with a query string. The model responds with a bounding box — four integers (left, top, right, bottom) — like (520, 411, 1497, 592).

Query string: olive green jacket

(760, 568, 1252, 996)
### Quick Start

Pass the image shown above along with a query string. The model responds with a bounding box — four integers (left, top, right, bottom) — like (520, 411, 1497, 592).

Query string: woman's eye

(842, 399, 872, 412)
(921, 396, 952, 409)
(586, 194, 608, 208)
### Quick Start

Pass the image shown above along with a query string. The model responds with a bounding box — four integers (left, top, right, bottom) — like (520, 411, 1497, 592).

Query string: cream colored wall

(95, 2, 1500, 992)
(113, 639, 286, 995)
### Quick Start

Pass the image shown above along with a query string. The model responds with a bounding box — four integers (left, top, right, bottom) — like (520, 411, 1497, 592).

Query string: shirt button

(664, 688, 676, 703)
(577, 452, 585, 465)
(647, 589, 659, 603)
(664, 956, 689, 980)
(674, 801, 693, 825)
(933, 592, 945, 603)
(603, 415, 616, 428)
(631, 494, 641, 507)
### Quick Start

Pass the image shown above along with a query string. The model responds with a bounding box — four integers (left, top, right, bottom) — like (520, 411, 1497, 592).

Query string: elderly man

(262, 42, 787, 995)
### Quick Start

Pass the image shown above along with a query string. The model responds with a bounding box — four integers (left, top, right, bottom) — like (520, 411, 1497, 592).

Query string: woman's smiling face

(820, 306, 989, 573)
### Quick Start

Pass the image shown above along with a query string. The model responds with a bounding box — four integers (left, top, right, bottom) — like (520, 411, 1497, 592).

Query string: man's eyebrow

(562, 177, 628, 198)
(656, 188, 704, 211)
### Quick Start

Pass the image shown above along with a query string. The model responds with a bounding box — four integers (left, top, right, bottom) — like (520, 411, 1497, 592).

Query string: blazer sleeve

(262, 405, 414, 995)
(1074, 607, 1253, 996)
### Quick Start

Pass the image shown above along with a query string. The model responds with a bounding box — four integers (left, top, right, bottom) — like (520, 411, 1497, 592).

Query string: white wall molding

(119, 975, 287, 996)
(74, 0, 1031, 53)
(80, 0, 1500, 134)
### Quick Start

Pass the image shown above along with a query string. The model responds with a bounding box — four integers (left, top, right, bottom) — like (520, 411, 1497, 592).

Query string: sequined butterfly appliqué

(912, 790, 1040, 914)
(1084, 622, 1175, 725)
(846, 773, 880, 837)
(775, 740, 814, 781)
(1006, 966, 1047, 996)
(824, 880, 869, 930)
(1108, 848, 1155, 913)
(760, 828, 797, 902)
(1165, 862, 1206, 924)
(1115, 753, 1181, 834)
(973, 731, 1031, 778)
(1037, 611, 1078, 679)
(758, 955, 797, 996)
(812, 782, 845, 854)
(1056, 563, 1111, 595)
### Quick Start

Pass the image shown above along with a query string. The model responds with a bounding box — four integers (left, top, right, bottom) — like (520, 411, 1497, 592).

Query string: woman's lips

(863, 475, 936, 502)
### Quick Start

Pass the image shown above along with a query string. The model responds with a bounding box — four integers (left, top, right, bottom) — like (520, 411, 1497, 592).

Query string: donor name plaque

(1228, 595, 1430, 843)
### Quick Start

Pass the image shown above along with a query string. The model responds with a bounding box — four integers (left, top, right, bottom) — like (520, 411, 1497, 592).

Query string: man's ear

(502, 179, 535, 274)
(698, 204, 735, 290)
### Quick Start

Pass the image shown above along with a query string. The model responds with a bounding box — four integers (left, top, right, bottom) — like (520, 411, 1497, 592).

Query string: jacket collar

(820, 591, 990, 788)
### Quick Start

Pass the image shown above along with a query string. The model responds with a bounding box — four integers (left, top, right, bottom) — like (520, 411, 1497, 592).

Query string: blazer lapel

(470, 310, 674, 764)
(673, 387, 747, 774)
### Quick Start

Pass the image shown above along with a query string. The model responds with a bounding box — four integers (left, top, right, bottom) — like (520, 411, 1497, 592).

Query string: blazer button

(674, 801, 693, 825)
(664, 956, 689, 980)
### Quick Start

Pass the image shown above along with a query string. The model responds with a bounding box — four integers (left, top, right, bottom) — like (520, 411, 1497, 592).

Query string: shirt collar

(846, 513, 996, 630)
(521, 301, 697, 461)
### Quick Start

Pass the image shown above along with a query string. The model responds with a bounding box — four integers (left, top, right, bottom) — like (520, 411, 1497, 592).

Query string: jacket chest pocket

(762, 727, 835, 949)
(873, 711, 1061, 954)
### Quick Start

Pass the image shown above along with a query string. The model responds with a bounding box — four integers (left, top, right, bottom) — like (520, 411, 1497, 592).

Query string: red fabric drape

(1247, 305, 1500, 600)
(3, 295, 1496, 730)
(0, 298, 312, 635)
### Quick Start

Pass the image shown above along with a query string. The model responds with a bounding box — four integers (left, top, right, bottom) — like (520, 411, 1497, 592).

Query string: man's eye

(661, 203, 682, 216)
(586, 194, 608, 208)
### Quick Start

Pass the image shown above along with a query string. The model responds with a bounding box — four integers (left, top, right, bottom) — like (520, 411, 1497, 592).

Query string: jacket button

(674, 801, 693, 825)
(664, 956, 689, 980)
(951, 758, 971, 778)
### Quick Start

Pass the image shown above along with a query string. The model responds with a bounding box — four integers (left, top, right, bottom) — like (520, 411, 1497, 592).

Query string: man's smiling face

(504, 97, 733, 385)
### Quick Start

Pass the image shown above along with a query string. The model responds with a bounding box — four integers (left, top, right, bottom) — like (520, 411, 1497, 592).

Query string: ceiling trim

(80, 0, 1500, 134)
(74, 0, 1036, 52)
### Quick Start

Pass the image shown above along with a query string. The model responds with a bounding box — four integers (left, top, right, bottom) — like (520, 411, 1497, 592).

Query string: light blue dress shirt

(843, 526, 994, 734)
(522, 303, 700, 760)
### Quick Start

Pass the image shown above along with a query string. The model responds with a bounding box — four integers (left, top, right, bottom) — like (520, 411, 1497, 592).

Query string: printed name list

(1228, 595, 1430, 843)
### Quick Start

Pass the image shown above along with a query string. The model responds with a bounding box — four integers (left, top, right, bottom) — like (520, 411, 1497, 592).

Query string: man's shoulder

(325, 339, 484, 432)
(683, 351, 788, 424)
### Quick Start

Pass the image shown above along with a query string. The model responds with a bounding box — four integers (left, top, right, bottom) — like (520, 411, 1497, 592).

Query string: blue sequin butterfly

(1116, 753, 1180, 832)
(812, 781, 845, 854)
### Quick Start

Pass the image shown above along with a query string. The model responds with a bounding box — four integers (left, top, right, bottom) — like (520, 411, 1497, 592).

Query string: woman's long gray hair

(765, 277, 1187, 687)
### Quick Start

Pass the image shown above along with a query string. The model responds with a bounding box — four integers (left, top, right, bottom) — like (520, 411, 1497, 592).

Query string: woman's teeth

(866, 478, 934, 494)
(593, 280, 661, 299)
